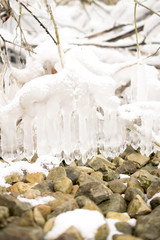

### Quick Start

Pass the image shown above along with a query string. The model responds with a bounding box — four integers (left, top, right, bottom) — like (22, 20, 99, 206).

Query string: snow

(45, 209, 106, 240)
(17, 195, 55, 207)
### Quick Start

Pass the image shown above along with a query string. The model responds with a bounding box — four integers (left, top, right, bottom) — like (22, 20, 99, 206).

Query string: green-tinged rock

(0, 226, 43, 240)
(127, 152, 150, 167)
(116, 161, 138, 175)
(113, 235, 142, 240)
(108, 179, 127, 194)
(33, 180, 54, 194)
(46, 166, 66, 181)
(127, 195, 151, 218)
(150, 197, 160, 209)
(0, 206, 9, 228)
(54, 226, 83, 240)
(95, 223, 109, 240)
(98, 193, 127, 215)
(125, 187, 145, 201)
(5, 173, 24, 184)
(147, 181, 160, 199)
(0, 194, 31, 216)
(115, 222, 132, 235)
(133, 169, 159, 191)
(88, 154, 116, 170)
(53, 177, 73, 194)
(76, 181, 112, 204)
(76, 195, 102, 212)
(135, 205, 160, 239)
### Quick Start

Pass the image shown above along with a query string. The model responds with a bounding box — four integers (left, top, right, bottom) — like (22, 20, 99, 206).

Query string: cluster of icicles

(0, 47, 160, 163)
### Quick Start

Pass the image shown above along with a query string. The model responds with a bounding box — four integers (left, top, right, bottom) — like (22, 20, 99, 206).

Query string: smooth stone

(116, 161, 138, 175)
(44, 217, 56, 233)
(25, 172, 45, 184)
(33, 180, 55, 194)
(108, 179, 127, 194)
(127, 152, 150, 167)
(147, 181, 160, 199)
(7, 182, 33, 197)
(150, 197, 160, 209)
(115, 222, 132, 235)
(5, 173, 24, 184)
(76, 196, 102, 212)
(113, 235, 143, 240)
(0, 206, 9, 228)
(125, 187, 145, 201)
(54, 226, 83, 240)
(106, 212, 130, 222)
(94, 223, 109, 240)
(53, 177, 73, 194)
(46, 166, 66, 181)
(33, 207, 45, 226)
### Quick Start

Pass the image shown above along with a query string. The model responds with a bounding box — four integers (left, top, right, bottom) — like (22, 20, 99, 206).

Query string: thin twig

(135, 0, 160, 18)
(45, 0, 64, 68)
(16, 1, 57, 45)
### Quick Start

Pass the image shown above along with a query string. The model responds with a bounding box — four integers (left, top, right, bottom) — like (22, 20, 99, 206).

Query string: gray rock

(108, 179, 127, 194)
(116, 161, 138, 175)
(127, 152, 150, 167)
(76, 196, 102, 212)
(147, 181, 160, 199)
(0, 194, 31, 216)
(0, 226, 43, 240)
(135, 205, 160, 239)
(98, 193, 127, 215)
(33, 180, 54, 194)
(150, 197, 160, 209)
(76, 181, 112, 204)
(53, 177, 73, 194)
(115, 222, 132, 235)
(65, 166, 83, 184)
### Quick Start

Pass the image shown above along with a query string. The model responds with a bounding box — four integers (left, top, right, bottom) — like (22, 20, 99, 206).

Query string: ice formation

(1, 0, 160, 163)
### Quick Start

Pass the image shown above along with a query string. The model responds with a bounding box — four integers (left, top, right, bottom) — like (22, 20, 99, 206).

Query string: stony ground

(0, 146, 160, 240)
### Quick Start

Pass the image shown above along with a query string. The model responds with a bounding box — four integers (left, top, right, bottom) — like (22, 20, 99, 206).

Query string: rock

(106, 212, 130, 222)
(0, 225, 43, 240)
(125, 188, 145, 201)
(76, 196, 102, 212)
(94, 223, 109, 240)
(0, 206, 9, 228)
(23, 189, 41, 199)
(46, 166, 66, 181)
(98, 193, 127, 215)
(127, 152, 150, 167)
(36, 204, 51, 220)
(44, 217, 56, 233)
(65, 166, 94, 184)
(88, 154, 116, 170)
(108, 179, 127, 194)
(113, 157, 125, 167)
(70, 185, 79, 197)
(25, 172, 45, 184)
(116, 161, 138, 175)
(54, 226, 83, 240)
(53, 177, 73, 194)
(150, 156, 160, 166)
(127, 177, 144, 192)
(0, 186, 6, 194)
(7, 182, 33, 197)
(135, 205, 160, 239)
(33, 207, 45, 226)
(33, 180, 54, 194)
(76, 181, 112, 204)
(115, 222, 132, 235)
(90, 171, 104, 180)
(48, 199, 78, 219)
(133, 169, 159, 191)
(127, 195, 151, 218)
(18, 209, 36, 227)
(150, 197, 160, 209)
(0, 194, 31, 216)
(78, 172, 101, 186)
(113, 235, 142, 240)
(5, 173, 24, 184)
(147, 181, 160, 199)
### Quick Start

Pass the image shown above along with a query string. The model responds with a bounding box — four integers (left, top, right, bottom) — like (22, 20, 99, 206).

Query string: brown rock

(106, 212, 130, 222)
(36, 204, 51, 220)
(76, 196, 102, 212)
(150, 196, 160, 209)
(115, 222, 132, 235)
(125, 187, 145, 201)
(54, 226, 83, 240)
(33, 206, 45, 226)
(5, 173, 24, 184)
(7, 182, 33, 197)
(108, 179, 127, 194)
(95, 223, 109, 240)
(147, 181, 160, 199)
(0, 206, 9, 228)
(18, 209, 36, 227)
(113, 235, 142, 240)
(33, 180, 54, 194)
(25, 172, 45, 184)
(53, 177, 73, 194)
(127, 195, 151, 218)
(23, 189, 41, 199)
(116, 161, 138, 175)
(127, 152, 150, 167)
(47, 166, 66, 181)
(44, 217, 56, 233)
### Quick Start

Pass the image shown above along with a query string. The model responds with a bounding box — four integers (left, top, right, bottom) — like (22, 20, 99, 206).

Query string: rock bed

(0, 146, 160, 240)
